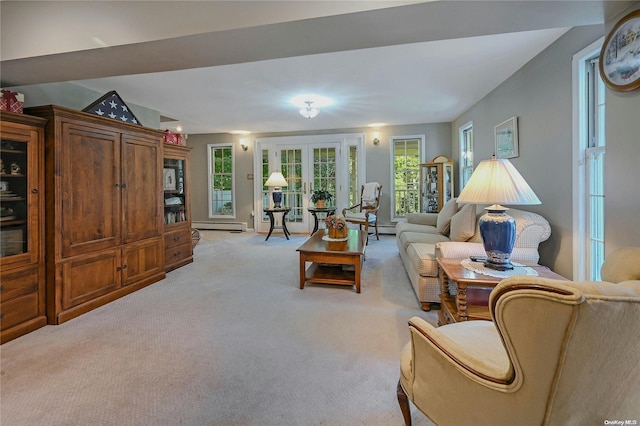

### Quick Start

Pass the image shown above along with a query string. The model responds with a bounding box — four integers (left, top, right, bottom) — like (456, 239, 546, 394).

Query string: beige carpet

(0, 231, 437, 425)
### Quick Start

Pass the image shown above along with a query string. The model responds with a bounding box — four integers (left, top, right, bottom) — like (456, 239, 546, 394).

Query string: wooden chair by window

(342, 183, 382, 243)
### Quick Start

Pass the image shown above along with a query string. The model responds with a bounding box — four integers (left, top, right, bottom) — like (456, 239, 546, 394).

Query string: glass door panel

(281, 148, 304, 224)
(312, 147, 337, 196)
(0, 134, 32, 263)
(347, 145, 359, 208)
(163, 157, 187, 225)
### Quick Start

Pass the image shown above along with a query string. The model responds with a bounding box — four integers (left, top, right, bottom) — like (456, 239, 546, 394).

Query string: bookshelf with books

(163, 143, 193, 272)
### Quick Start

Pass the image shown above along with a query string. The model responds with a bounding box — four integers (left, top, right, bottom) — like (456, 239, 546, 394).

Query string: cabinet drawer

(165, 242, 192, 264)
(1, 266, 39, 302)
(1, 292, 40, 331)
(164, 230, 191, 249)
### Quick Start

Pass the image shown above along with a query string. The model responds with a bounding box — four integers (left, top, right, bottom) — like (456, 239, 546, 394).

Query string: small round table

(264, 208, 291, 241)
(307, 207, 336, 235)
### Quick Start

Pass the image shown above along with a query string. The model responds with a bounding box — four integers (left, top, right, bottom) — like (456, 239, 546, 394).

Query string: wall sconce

(240, 138, 248, 151)
(372, 132, 380, 146)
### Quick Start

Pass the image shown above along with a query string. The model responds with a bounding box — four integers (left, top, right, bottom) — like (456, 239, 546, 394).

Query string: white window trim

(458, 121, 473, 191)
(571, 37, 603, 281)
(390, 134, 425, 222)
(207, 143, 236, 219)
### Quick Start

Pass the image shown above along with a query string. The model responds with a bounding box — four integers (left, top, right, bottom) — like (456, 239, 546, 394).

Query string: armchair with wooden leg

(397, 247, 640, 425)
(342, 183, 381, 243)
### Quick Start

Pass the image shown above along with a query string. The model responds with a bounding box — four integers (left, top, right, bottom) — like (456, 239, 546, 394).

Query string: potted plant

(310, 189, 333, 208)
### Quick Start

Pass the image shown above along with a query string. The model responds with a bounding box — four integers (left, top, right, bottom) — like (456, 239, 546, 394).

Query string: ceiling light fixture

(299, 101, 320, 119)
(291, 94, 333, 119)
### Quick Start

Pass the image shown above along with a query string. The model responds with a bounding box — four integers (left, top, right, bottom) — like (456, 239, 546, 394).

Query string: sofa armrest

(406, 213, 438, 226)
(509, 209, 551, 248)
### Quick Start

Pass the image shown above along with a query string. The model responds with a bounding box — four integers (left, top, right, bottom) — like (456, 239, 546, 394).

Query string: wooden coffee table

(297, 229, 366, 293)
(437, 258, 567, 325)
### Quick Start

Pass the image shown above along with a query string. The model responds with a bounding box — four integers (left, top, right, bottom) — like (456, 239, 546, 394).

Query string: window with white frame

(207, 144, 236, 218)
(585, 56, 606, 280)
(459, 122, 474, 190)
(391, 135, 423, 220)
(572, 40, 605, 281)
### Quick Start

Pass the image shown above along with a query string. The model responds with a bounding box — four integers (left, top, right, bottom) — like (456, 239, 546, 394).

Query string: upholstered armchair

(398, 247, 640, 425)
(342, 183, 381, 242)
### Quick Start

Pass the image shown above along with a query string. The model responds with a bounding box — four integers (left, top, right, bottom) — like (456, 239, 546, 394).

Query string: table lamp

(265, 171, 288, 208)
(456, 155, 541, 270)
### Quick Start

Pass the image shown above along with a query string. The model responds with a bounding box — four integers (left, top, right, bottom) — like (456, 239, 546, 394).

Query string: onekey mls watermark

(604, 421, 638, 425)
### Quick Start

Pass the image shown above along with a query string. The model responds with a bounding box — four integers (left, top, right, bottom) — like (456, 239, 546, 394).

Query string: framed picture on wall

(495, 116, 519, 159)
(599, 9, 640, 92)
(163, 168, 176, 191)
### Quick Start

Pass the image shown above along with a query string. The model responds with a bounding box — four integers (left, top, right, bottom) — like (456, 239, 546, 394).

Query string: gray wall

(604, 4, 640, 255)
(188, 123, 451, 229)
(452, 15, 640, 278)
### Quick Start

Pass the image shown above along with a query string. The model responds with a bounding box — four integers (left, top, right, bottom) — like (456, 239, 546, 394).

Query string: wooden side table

(307, 207, 336, 235)
(437, 258, 567, 326)
(264, 208, 291, 241)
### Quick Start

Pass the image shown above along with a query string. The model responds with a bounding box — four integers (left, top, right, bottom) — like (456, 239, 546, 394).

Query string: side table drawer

(164, 229, 191, 249)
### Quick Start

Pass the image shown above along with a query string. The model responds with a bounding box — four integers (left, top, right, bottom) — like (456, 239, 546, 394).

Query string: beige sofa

(396, 198, 551, 310)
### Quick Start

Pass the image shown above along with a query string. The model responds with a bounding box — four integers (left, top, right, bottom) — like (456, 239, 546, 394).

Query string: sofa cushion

(399, 231, 451, 251)
(450, 203, 477, 241)
(406, 243, 439, 277)
(436, 198, 459, 235)
(395, 221, 440, 237)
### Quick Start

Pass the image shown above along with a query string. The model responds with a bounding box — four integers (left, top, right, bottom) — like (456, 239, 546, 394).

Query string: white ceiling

(71, 28, 569, 133)
(1, 1, 633, 135)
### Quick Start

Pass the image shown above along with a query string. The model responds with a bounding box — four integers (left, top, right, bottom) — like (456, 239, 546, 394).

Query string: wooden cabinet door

(0, 120, 42, 269)
(60, 122, 121, 258)
(60, 249, 121, 311)
(122, 237, 163, 286)
(121, 134, 162, 243)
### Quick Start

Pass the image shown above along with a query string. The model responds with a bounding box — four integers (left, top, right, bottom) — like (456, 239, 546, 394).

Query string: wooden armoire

(26, 106, 166, 324)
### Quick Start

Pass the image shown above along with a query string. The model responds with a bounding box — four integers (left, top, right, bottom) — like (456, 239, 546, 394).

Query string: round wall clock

(599, 9, 640, 92)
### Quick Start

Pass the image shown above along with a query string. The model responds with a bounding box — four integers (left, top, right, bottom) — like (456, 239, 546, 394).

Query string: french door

(254, 133, 365, 235)
(271, 142, 341, 234)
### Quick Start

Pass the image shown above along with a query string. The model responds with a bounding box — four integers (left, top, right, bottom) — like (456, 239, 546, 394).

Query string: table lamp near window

(456, 155, 541, 270)
(265, 171, 288, 209)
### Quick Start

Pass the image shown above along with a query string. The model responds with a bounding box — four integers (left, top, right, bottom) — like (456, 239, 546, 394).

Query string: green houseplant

(310, 189, 333, 207)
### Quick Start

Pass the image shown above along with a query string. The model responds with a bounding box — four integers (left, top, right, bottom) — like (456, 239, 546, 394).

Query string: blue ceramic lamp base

(479, 206, 517, 271)
(272, 188, 283, 209)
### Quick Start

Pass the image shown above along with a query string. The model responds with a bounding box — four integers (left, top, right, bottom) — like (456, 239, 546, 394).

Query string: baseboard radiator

(192, 221, 247, 232)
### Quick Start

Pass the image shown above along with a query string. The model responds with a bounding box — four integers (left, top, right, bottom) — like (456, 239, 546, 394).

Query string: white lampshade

(265, 172, 288, 188)
(457, 156, 540, 206)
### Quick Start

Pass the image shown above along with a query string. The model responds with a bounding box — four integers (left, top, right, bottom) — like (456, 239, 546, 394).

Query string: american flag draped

(82, 91, 142, 125)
